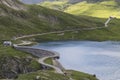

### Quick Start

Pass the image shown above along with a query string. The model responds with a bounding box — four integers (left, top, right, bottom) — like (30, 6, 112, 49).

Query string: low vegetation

(0, 0, 103, 41)
(20, 17, 120, 42)
(65, 0, 120, 18)
(39, 1, 69, 11)
(0, 45, 41, 79)
(44, 58, 53, 65)
(40, 0, 120, 18)
(17, 70, 98, 80)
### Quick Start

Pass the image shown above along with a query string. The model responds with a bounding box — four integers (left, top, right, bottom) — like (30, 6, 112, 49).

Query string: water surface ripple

(33, 41, 120, 80)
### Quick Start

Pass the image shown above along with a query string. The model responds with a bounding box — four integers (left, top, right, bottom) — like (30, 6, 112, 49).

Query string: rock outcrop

(0, 0, 26, 10)
(0, 55, 41, 79)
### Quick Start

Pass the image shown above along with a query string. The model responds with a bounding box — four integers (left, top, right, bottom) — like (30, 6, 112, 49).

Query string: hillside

(0, 0, 101, 79)
(39, 1, 69, 11)
(17, 70, 97, 80)
(68, 0, 120, 4)
(65, 0, 120, 18)
(19, 0, 120, 41)
(0, 0, 103, 41)
(21, 0, 120, 4)
(39, 0, 120, 18)
(20, 0, 67, 4)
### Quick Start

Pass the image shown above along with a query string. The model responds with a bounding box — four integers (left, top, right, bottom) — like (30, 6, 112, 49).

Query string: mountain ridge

(0, 0, 26, 10)
(38, 0, 120, 18)
(0, 0, 103, 41)
(65, 0, 120, 18)
(20, 0, 120, 4)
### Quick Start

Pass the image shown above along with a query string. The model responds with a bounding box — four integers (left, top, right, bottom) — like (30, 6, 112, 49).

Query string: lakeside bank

(12, 43, 98, 80)
(13, 45, 64, 74)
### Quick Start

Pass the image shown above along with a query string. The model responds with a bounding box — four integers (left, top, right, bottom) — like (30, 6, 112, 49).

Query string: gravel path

(14, 27, 104, 40)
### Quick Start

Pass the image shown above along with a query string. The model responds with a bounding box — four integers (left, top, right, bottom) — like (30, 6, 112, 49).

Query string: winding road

(14, 26, 105, 79)
(38, 56, 63, 74)
(14, 27, 104, 40)
(14, 45, 64, 74)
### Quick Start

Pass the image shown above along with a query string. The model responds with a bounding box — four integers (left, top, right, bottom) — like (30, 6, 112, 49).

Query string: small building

(3, 41, 12, 46)
(110, 16, 116, 19)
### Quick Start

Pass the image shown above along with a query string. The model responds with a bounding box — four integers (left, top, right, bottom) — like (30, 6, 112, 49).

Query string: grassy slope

(3, 0, 120, 42)
(21, 16, 120, 42)
(65, 0, 120, 18)
(0, 45, 28, 57)
(39, 1, 69, 11)
(35, 0, 120, 41)
(0, 2, 103, 41)
(0, 44, 41, 78)
(40, 0, 120, 18)
(17, 70, 97, 80)
(44, 58, 53, 65)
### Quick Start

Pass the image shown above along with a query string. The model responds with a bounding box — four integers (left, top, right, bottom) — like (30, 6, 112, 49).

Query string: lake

(33, 41, 120, 80)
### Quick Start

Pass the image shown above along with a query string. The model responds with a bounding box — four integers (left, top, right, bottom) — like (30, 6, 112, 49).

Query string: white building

(3, 41, 12, 46)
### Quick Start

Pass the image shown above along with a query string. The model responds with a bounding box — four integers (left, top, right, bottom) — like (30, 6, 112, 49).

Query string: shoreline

(12, 41, 99, 80)
(13, 45, 65, 74)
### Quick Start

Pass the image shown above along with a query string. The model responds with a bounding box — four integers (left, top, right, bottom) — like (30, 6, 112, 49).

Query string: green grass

(65, 0, 120, 18)
(39, 1, 69, 11)
(0, 45, 30, 57)
(0, 44, 41, 68)
(21, 17, 120, 42)
(67, 70, 98, 80)
(39, 0, 120, 18)
(44, 58, 53, 65)
(0, 44, 42, 79)
(17, 70, 69, 80)
(0, 2, 104, 42)
(44, 58, 54, 70)
(29, 59, 42, 70)
(17, 70, 98, 80)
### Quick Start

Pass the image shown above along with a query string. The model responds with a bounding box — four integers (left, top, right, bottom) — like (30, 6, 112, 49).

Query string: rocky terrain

(0, 53, 41, 79)
(0, 0, 26, 10)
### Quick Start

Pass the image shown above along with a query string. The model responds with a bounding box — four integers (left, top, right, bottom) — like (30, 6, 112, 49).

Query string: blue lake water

(33, 41, 120, 80)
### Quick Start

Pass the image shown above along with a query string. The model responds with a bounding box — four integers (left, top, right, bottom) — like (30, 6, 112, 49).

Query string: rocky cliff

(0, 55, 41, 79)
(0, 0, 26, 10)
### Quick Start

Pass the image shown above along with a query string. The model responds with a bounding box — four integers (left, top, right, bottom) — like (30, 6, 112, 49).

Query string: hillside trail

(14, 27, 104, 40)
(37, 51, 64, 74)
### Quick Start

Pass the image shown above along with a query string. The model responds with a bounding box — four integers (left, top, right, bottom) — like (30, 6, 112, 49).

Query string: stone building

(3, 41, 12, 46)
